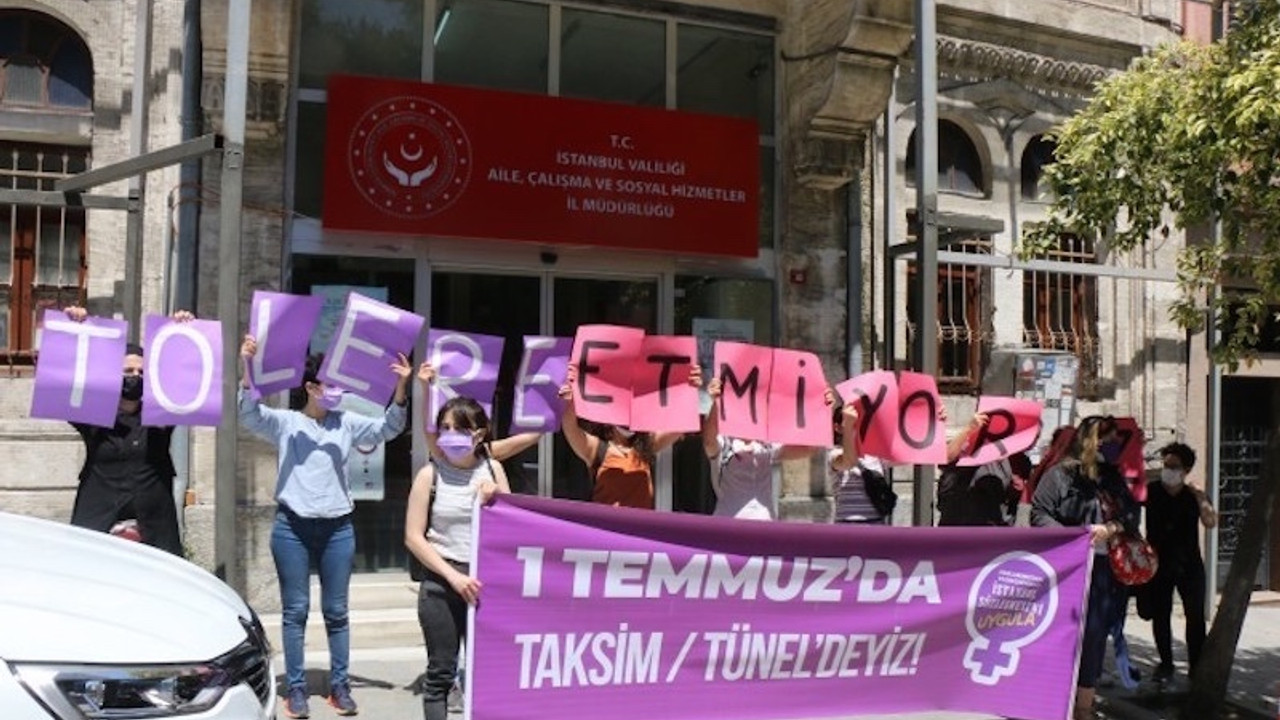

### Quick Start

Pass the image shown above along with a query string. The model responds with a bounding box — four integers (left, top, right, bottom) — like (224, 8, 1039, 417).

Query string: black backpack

(861, 463, 898, 518)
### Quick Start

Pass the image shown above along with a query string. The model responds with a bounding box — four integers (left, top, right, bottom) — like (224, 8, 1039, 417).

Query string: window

(905, 120, 985, 194)
(1022, 235, 1100, 398)
(560, 9, 665, 106)
(0, 11, 92, 110)
(435, 0, 549, 94)
(906, 239, 991, 392)
(297, 0, 423, 90)
(0, 142, 89, 359)
(1021, 135, 1057, 200)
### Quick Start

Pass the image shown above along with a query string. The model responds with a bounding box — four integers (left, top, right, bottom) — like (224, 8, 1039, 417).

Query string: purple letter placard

(320, 292, 425, 405)
(142, 315, 224, 427)
(510, 336, 572, 434)
(30, 309, 128, 427)
(471, 495, 1092, 720)
(248, 290, 324, 397)
(425, 328, 505, 432)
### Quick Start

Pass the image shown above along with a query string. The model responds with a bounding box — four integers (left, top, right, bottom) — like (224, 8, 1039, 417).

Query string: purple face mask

(316, 386, 345, 411)
(437, 430, 476, 464)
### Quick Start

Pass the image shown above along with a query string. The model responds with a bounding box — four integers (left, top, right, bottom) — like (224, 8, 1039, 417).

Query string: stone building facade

(2, 0, 1227, 607)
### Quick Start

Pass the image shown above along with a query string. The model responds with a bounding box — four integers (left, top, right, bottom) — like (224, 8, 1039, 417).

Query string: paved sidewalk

(269, 594, 1280, 719)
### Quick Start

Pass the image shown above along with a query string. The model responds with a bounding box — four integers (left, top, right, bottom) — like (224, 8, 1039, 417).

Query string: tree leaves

(1024, 3, 1280, 366)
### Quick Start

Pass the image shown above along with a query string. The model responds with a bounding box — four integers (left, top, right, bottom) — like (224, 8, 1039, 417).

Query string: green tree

(1024, 2, 1280, 717)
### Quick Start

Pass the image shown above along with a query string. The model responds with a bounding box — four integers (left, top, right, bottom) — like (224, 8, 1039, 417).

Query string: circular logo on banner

(347, 96, 472, 219)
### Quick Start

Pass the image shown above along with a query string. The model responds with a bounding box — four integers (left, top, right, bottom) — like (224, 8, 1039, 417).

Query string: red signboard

(322, 75, 760, 257)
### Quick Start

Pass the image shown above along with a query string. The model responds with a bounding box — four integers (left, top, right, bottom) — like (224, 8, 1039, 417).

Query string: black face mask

(121, 375, 144, 401)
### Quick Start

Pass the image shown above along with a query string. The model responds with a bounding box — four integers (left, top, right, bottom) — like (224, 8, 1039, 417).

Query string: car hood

(0, 512, 253, 663)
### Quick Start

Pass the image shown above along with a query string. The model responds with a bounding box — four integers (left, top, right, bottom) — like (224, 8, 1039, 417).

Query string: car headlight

(12, 662, 233, 718)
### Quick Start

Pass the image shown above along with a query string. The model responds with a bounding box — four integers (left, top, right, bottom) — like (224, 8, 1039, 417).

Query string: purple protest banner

(248, 290, 324, 397)
(320, 292, 425, 405)
(142, 315, 224, 427)
(30, 309, 128, 427)
(510, 336, 572, 434)
(425, 328, 505, 431)
(471, 495, 1091, 720)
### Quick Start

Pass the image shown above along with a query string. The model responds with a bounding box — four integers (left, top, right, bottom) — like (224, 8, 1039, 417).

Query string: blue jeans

(271, 508, 355, 691)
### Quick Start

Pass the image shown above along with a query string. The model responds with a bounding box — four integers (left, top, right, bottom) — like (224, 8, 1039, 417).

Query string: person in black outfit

(64, 306, 191, 557)
(1145, 441, 1216, 682)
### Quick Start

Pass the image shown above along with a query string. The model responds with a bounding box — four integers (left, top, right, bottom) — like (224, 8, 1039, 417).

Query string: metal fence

(1216, 425, 1271, 590)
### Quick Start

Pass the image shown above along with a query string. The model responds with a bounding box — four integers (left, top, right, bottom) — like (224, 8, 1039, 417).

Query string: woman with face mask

(557, 362, 701, 509)
(239, 335, 411, 719)
(61, 305, 194, 557)
(1031, 415, 1140, 720)
(403, 397, 509, 720)
(1145, 441, 1216, 683)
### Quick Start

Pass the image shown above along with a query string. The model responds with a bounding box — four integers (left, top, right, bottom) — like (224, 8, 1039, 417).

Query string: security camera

(540, 251, 558, 265)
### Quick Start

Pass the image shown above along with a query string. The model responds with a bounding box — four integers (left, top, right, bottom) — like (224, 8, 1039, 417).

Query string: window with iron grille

(1, 10, 92, 363)
(1022, 235, 1100, 398)
(0, 142, 88, 360)
(906, 238, 992, 393)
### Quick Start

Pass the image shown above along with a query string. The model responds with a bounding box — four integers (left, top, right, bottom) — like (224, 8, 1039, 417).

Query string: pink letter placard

(955, 396, 1044, 468)
(630, 335, 699, 434)
(766, 348, 831, 447)
(1113, 417, 1147, 502)
(320, 292, 426, 405)
(713, 340, 772, 442)
(511, 336, 572, 434)
(425, 328, 505, 431)
(142, 315, 224, 427)
(248, 290, 324, 397)
(30, 309, 128, 427)
(834, 371, 898, 459)
(892, 372, 948, 464)
(570, 324, 644, 427)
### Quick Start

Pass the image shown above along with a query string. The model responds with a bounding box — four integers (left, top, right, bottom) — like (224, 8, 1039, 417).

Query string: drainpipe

(171, 0, 202, 546)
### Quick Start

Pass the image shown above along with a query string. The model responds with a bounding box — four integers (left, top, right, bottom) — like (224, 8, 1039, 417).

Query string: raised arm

(946, 412, 988, 464)
(488, 432, 541, 461)
(700, 376, 722, 458)
(346, 353, 411, 445)
(236, 334, 287, 442)
(558, 367, 599, 465)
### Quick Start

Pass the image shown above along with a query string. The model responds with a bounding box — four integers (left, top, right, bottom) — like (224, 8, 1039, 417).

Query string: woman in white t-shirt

(828, 399, 890, 524)
(701, 377, 819, 520)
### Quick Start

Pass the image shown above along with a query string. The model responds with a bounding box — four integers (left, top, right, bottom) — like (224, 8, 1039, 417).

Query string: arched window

(1021, 135, 1057, 200)
(905, 120, 985, 194)
(0, 11, 92, 360)
(0, 11, 92, 110)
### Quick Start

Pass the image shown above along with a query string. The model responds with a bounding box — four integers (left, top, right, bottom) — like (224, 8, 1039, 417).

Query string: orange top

(593, 444, 654, 509)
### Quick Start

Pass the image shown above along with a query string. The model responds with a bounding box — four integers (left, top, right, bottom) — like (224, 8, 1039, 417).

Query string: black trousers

(1148, 561, 1207, 672)
(418, 562, 468, 720)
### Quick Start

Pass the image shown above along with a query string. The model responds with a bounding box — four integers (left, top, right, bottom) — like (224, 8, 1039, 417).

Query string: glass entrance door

(431, 271, 543, 495)
(551, 277, 659, 502)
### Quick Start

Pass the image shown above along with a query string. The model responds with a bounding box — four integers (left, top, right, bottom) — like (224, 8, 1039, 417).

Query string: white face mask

(1160, 468, 1185, 488)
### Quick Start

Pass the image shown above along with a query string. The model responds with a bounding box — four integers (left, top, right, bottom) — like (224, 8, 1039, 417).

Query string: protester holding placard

(1030, 415, 1140, 720)
(827, 397, 893, 524)
(700, 376, 818, 520)
(416, 362, 541, 471)
(61, 305, 191, 557)
(404, 396, 509, 720)
(239, 336, 411, 719)
(558, 364, 700, 509)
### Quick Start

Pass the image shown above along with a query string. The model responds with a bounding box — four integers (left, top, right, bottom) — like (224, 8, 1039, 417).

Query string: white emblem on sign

(347, 97, 472, 219)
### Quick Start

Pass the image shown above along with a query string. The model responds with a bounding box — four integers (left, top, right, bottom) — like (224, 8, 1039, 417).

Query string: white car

(0, 511, 274, 719)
